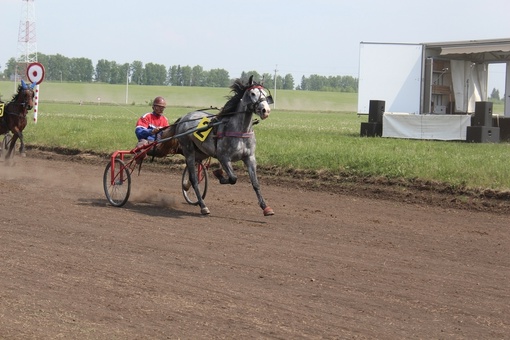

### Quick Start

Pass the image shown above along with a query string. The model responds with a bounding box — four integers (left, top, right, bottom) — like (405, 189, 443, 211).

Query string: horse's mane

(220, 78, 257, 114)
(11, 85, 24, 102)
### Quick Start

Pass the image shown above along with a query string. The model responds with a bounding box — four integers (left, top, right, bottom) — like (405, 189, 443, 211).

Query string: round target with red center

(26, 62, 45, 85)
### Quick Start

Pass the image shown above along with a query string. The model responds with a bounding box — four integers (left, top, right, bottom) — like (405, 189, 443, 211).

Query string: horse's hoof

(201, 207, 210, 215)
(263, 206, 274, 216)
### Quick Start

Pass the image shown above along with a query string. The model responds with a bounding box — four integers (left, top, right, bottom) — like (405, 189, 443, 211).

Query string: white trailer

(358, 38, 510, 117)
(357, 39, 510, 141)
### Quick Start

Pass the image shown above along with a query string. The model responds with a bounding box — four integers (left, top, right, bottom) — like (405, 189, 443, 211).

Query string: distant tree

(299, 75, 308, 91)
(490, 88, 500, 100)
(206, 69, 230, 87)
(296, 74, 357, 92)
(240, 71, 261, 83)
(341, 75, 358, 93)
(131, 60, 144, 85)
(46, 54, 69, 82)
(180, 65, 192, 86)
(144, 63, 167, 85)
(176, 65, 183, 85)
(2, 58, 16, 80)
(191, 65, 205, 86)
(36, 53, 51, 79)
(167, 65, 179, 86)
(70, 57, 94, 82)
(95, 59, 113, 83)
(108, 61, 121, 84)
(308, 74, 326, 91)
(283, 74, 295, 90)
(261, 73, 273, 87)
(274, 75, 284, 89)
(1, 51, 358, 92)
(109, 63, 129, 84)
(120, 63, 130, 84)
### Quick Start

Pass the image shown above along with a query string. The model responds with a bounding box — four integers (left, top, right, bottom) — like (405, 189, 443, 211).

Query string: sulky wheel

(103, 158, 131, 207)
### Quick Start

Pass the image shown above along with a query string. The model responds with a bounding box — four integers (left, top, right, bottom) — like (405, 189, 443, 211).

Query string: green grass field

(1, 81, 510, 192)
(0, 81, 358, 113)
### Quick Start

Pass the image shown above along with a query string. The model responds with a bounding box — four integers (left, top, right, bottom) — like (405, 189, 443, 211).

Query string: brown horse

(0, 80, 35, 162)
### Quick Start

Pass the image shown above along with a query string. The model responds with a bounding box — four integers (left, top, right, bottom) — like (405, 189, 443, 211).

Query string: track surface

(0, 153, 509, 339)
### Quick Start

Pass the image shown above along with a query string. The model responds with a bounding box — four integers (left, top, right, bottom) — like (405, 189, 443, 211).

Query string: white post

(125, 68, 129, 104)
(33, 84, 39, 123)
(273, 64, 278, 109)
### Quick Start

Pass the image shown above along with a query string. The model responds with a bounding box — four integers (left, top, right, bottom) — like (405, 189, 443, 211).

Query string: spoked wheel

(103, 158, 131, 207)
(0, 133, 12, 162)
(182, 161, 208, 205)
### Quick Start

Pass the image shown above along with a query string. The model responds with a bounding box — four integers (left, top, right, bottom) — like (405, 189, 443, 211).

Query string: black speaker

(369, 100, 385, 123)
(466, 126, 500, 143)
(492, 116, 510, 141)
(360, 122, 382, 137)
(472, 101, 493, 127)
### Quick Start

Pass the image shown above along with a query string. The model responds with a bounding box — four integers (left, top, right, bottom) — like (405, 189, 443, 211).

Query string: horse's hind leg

(214, 157, 237, 185)
(244, 156, 274, 216)
(184, 154, 210, 215)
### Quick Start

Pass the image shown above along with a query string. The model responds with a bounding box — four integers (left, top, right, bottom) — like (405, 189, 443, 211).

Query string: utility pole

(125, 67, 129, 104)
(273, 64, 278, 109)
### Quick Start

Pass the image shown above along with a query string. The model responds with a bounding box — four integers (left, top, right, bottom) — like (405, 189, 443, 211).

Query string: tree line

(1, 53, 358, 92)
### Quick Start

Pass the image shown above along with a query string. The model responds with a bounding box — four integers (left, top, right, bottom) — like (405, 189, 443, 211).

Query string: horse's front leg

(243, 155, 274, 216)
(5, 134, 19, 165)
(18, 131, 26, 157)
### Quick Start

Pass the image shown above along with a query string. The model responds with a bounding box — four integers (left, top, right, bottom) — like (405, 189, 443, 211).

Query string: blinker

(266, 95, 274, 105)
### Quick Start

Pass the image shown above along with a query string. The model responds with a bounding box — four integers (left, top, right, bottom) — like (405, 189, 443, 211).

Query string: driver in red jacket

(135, 96, 170, 147)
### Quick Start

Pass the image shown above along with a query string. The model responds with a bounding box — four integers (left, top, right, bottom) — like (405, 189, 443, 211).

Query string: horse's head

(242, 75, 272, 120)
(19, 79, 36, 110)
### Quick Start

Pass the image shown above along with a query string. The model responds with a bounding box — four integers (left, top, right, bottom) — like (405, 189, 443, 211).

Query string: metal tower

(15, 0, 40, 122)
(15, 0, 37, 81)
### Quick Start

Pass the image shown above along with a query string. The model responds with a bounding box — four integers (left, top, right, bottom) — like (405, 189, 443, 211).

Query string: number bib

(193, 117, 213, 142)
(0, 103, 4, 118)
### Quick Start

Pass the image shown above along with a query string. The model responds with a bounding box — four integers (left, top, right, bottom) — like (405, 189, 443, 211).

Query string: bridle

(244, 85, 273, 114)
(214, 85, 271, 139)
(8, 88, 34, 117)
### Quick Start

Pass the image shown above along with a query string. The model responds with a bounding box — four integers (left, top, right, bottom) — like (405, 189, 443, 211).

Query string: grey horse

(160, 76, 274, 216)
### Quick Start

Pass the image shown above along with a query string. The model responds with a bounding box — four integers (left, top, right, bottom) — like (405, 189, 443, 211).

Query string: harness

(216, 131, 254, 138)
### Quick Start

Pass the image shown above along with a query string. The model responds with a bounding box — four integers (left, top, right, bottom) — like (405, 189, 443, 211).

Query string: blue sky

(1, 0, 509, 91)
